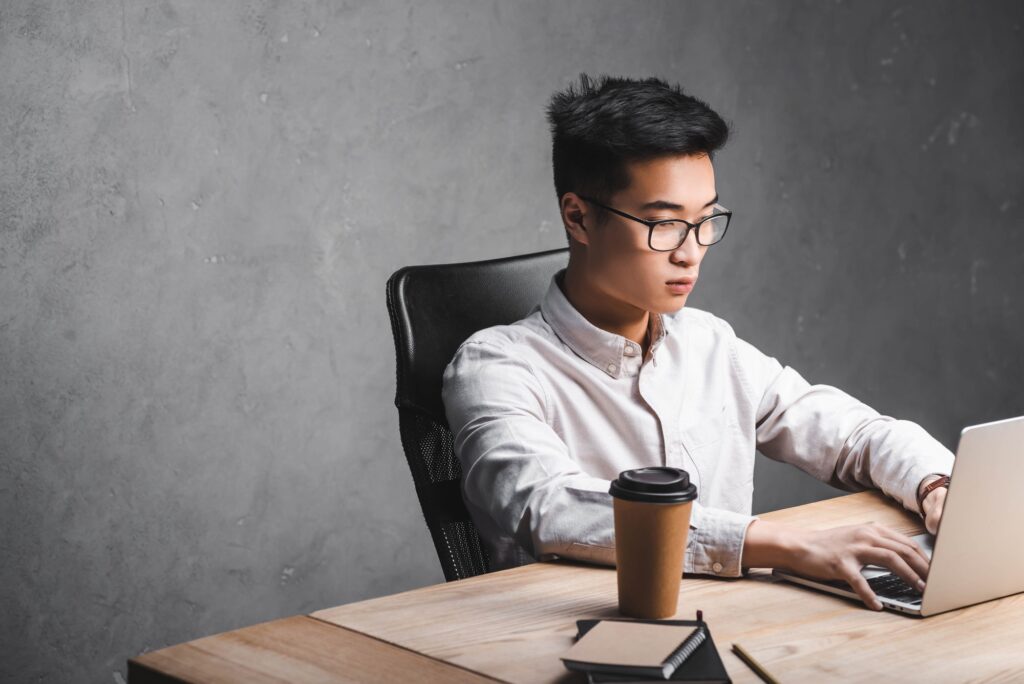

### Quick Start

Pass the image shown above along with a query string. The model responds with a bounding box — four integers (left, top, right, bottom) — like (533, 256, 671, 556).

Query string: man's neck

(560, 266, 651, 354)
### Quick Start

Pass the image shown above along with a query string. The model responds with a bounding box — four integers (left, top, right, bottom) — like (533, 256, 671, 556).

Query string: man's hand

(920, 482, 947, 535)
(744, 520, 930, 611)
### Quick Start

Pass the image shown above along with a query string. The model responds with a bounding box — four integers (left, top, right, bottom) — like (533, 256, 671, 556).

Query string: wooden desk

(128, 615, 495, 683)
(130, 492, 1024, 682)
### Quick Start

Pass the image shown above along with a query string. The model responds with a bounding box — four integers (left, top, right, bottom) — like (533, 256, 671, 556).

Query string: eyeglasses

(577, 194, 732, 251)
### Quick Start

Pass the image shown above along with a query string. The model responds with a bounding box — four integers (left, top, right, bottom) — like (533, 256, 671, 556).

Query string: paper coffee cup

(609, 467, 697, 619)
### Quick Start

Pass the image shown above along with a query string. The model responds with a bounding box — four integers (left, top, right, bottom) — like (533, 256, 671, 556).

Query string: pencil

(731, 642, 780, 684)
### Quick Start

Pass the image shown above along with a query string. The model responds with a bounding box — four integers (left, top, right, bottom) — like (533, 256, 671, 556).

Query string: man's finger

(871, 526, 931, 575)
(845, 567, 883, 610)
(859, 547, 925, 593)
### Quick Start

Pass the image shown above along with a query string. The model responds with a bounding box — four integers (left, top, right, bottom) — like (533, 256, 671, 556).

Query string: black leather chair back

(386, 248, 568, 581)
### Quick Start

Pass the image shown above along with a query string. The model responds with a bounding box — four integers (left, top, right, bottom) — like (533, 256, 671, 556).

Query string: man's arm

(442, 338, 756, 577)
(442, 338, 615, 566)
(728, 332, 955, 515)
(724, 324, 953, 608)
(742, 517, 929, 610)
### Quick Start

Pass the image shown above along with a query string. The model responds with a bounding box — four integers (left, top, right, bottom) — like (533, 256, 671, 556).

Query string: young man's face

(569, 153, 720, 315)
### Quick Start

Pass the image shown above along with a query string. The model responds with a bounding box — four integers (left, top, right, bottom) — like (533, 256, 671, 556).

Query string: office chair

(386, 247, 569, 581)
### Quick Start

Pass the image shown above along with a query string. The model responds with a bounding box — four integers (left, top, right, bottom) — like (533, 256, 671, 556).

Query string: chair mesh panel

(403, 410, 459, 484)
(397, 407, 490, 580)
(440, 519, 490, 580)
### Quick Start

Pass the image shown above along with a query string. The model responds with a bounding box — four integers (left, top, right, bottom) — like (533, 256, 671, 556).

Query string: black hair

(546, 74, 731, 206)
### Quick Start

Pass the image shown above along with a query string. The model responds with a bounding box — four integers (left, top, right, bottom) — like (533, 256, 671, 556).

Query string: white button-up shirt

(441, 270, 955, 576)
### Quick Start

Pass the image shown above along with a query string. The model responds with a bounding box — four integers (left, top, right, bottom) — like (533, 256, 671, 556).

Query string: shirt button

(712, 562, 723, 573)
(623, 345, 635, 356)
(607, 363, 617, 373)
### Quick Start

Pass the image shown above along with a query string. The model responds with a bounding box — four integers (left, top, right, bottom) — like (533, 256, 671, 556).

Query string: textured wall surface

(1, 1, 1022, 681)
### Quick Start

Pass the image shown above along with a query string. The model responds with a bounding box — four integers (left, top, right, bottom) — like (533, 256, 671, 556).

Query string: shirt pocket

(680, 406, 735, 502)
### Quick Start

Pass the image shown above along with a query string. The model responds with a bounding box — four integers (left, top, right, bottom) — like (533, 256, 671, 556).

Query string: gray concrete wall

(1, 1, 1021, 681)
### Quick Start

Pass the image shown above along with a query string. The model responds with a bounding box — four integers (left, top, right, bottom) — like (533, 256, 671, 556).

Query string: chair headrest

(386, 248, 569, 422)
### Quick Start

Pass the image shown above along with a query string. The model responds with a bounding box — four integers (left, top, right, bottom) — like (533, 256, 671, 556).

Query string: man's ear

(560, 193, 590, 246)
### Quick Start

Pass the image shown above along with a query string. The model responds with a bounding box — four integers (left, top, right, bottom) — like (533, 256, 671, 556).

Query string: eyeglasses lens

(649, 214, 729, 250)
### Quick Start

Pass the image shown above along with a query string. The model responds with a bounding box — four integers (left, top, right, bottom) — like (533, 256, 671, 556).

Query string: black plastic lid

(609, 467, 698, 504)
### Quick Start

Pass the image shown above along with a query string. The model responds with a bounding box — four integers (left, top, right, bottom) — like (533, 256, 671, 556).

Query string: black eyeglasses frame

(576, 194, 732, 251)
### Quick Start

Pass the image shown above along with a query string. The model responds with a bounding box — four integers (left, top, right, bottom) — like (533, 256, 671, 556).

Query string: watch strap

(917, 474, 950, 514)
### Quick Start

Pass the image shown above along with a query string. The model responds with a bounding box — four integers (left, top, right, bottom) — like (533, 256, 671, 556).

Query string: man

(441, 74, 953, 611)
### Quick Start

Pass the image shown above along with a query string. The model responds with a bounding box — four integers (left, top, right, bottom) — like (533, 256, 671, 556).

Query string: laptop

(772, 414, 1024, 617)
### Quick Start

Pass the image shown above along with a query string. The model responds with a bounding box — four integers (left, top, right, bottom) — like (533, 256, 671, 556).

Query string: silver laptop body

(772, 414, 1024, 617)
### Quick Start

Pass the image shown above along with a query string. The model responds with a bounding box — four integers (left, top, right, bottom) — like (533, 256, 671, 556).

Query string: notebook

(571, 618, 732, 683)
(562, 620, 705, 679)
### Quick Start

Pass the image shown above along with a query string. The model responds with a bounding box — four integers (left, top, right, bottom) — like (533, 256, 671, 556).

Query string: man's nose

(670, 228, 705, 264)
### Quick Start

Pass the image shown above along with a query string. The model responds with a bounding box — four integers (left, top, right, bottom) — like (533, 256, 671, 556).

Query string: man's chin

(652, 296, 689, 315)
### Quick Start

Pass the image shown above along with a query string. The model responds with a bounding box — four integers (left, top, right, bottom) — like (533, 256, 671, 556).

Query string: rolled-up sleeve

(730, 333, 956, 515)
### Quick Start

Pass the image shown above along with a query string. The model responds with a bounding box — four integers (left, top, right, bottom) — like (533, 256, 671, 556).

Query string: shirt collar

(539, 269, 669, 379)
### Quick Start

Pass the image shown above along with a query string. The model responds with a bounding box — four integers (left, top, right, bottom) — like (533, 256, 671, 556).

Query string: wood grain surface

(128, 615, 497, 683)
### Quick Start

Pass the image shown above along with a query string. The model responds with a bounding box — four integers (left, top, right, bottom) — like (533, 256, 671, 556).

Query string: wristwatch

(916, 474, 951, 515)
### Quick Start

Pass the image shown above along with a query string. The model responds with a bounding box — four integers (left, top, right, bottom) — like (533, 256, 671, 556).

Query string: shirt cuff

(885, 425, 956, 515)
(684, 503, 758, 578)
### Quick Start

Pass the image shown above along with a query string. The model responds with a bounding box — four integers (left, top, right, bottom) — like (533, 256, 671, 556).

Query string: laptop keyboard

(824, 574, 924, 605)
(867, 574, 923, 604)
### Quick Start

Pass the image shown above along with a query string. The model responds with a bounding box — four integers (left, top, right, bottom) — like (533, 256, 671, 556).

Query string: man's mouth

(666, 278, 696, 294)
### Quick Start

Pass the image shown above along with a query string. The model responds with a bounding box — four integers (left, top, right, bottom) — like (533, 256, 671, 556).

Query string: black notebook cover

(575, 618, 732, 684)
